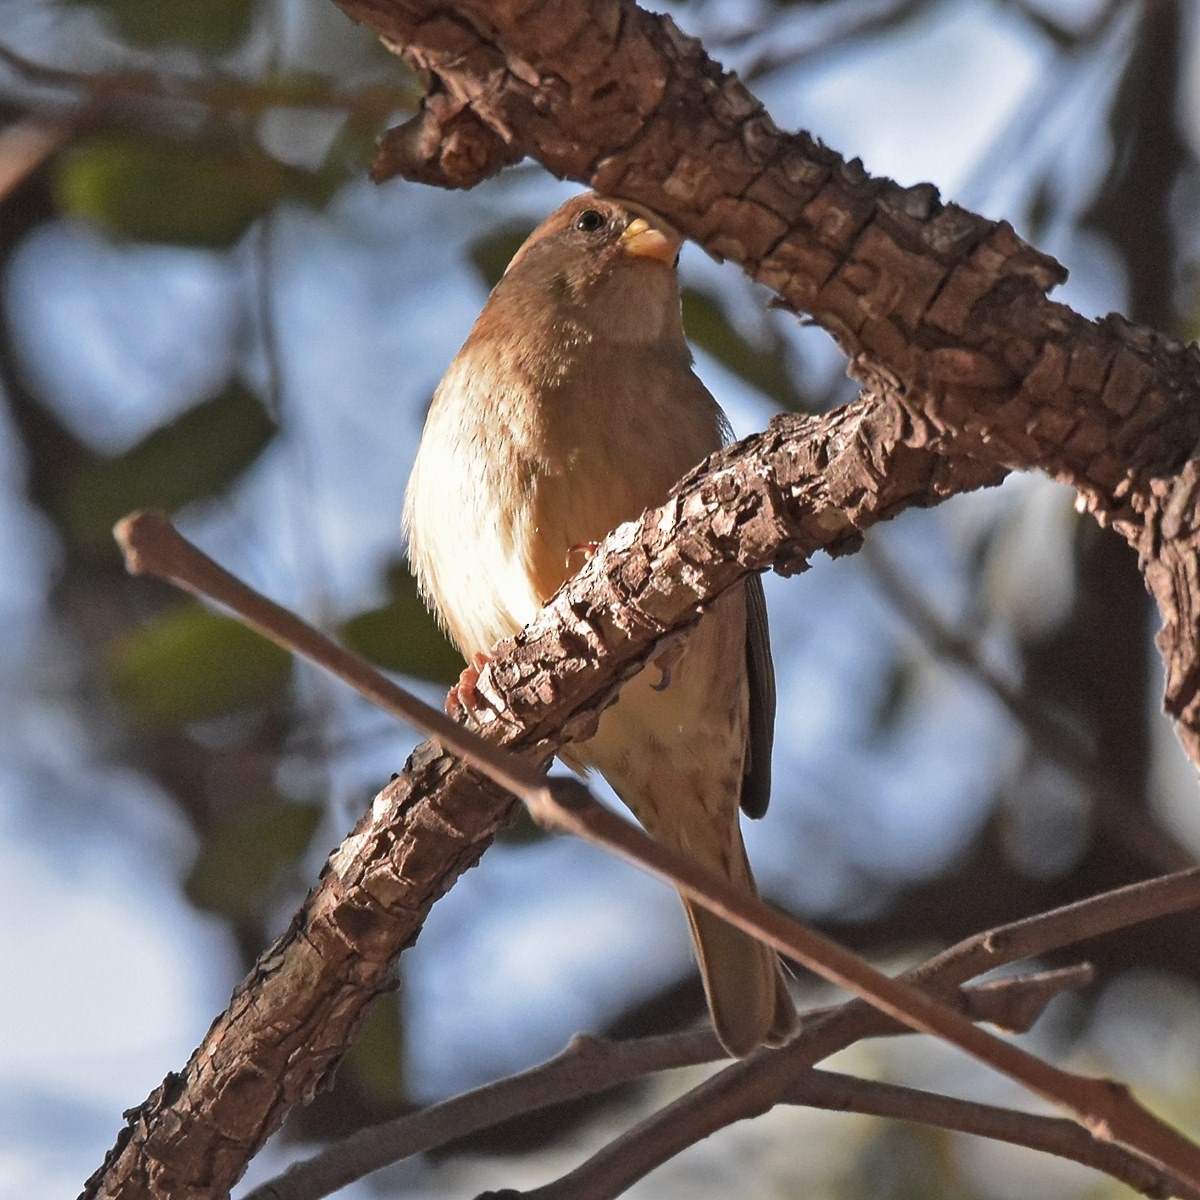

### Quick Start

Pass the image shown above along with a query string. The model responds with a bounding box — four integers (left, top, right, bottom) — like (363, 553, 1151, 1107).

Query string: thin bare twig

(114, 509, 543, 800)
(786, 1070, 1198, 1200)
(498, 869, 1200, 1200)
(529, 782, 1200, 1187)
(955, 966, 1093, 1034)
(117, 510, 1200, 1195)
(790, 965, 1095, 1039)
(244, 968, 1091, 1200)
(503, 1069, 1200, 1200)
(243, 1031, 722, 1200)
(912, 868, 1200, 991)
(781, 1069, 1200, 1200)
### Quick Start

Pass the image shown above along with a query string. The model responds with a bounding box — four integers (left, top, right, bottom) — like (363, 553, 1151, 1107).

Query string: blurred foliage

(1082, 1, 1183, 332)
(89, 0, 255, 52)
(54, 130, 348, 246)
(109, 602, 291, 729)
(341, 564, 462, 685)
(341, 996, 407, 1109)
(186, 793, 322, 923)
(469, 224, 530, 286)
(682, 288, 811, 412)
(57, 383, 275, 555)
(844, 1125, 975, 1200)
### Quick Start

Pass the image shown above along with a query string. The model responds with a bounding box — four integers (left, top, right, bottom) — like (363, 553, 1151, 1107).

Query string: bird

(403, 191, 794, 1056)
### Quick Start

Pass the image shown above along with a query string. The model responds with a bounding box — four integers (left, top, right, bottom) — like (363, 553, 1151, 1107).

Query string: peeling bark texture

(338, 0, 1200, 756)
(370, 75, 523, 185)
(86, 1, 1200, 1195)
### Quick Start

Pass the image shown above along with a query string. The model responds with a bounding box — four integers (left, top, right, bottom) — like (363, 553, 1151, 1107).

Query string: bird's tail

(681, 842, 795, 1057)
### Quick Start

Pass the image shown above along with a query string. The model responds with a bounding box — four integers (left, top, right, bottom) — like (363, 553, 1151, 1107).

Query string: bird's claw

(565, 540, 600, 570)
(447, 652, 493, 721)
(649, 641, 683, 692)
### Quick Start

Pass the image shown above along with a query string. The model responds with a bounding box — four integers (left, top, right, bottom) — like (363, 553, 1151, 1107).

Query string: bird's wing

(741, 573, 776, 820)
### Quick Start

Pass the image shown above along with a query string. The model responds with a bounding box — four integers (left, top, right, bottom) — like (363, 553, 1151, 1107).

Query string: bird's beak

(619, 216, 682, 265)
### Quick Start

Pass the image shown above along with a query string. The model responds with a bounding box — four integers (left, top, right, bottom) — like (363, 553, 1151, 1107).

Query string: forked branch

(98, 512, 1200, 1200)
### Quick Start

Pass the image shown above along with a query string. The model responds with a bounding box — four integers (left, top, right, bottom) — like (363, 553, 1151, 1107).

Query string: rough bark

(85, 0, 1200, 1194)
(86, 397, 1005, 1196)
(344, 0, 1200, 757)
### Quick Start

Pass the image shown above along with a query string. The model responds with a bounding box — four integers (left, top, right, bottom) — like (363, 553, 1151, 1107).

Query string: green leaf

(341, 564, 462, 686)
(91, 0, 254, 53)
(110, 603, 291, 729)
(681, 289, 811, 412)
(468, 226, 530, 289)
(343, 997, 406, 1106)
(58, 383, 275, 556)
(186, 795, 322, 923)
(493, 802, 547, 844)
(54, 132, 338, 246)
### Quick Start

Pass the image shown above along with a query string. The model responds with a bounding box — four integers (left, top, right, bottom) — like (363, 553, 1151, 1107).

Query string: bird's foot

(565, 540, 600, 570)
(447, 652, 493, 721)
(650, 640, 683, 691)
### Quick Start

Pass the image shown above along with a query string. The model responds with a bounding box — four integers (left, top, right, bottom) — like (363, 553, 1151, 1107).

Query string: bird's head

(492, 193, 688, 350)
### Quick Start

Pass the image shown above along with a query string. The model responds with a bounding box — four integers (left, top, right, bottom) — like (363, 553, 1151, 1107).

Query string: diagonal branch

(526, 780, 1200, 1186)
(93, 499, 1200, 1200)
(85, 360, 1200, 1196)
(85, 395, 1006, 1198)
(112, 512, 1200, 1192)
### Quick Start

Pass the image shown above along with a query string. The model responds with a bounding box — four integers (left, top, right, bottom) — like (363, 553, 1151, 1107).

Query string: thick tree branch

(337, 0, 1200, 763)
(87, 398, 1006, 1198)
(136, 496, 1156, 1196)
(87, 439, 1200, 1195)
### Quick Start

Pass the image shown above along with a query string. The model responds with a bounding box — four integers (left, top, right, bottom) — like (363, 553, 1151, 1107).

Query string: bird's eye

(574, 209, 607, 234)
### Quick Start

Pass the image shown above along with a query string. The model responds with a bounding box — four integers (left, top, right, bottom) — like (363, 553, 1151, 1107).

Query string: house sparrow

(404, 192, 793, 1056)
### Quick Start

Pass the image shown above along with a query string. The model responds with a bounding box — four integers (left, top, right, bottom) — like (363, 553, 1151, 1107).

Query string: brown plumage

(404, 193, 794, 1056)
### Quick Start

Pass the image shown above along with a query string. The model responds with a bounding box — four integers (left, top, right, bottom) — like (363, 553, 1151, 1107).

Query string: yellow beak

(619, 216, 682, 264)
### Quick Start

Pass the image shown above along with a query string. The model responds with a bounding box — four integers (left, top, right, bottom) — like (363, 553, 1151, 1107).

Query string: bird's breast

(523, 346, 723, 598)
(405, 340, 723, 661)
